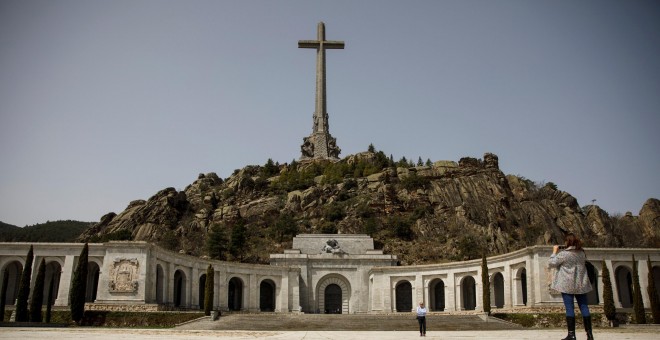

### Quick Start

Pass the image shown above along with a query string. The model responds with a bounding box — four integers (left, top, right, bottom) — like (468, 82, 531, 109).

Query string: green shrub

(70, 243, 89, 324)
(400, 172, 430, 191)
(601, 260, 616, 321)
(632, 255, 646, 324)
(15, 245, 34, 322)
(482, 255, 491, 315)
(647, 256, 660, 324)
(204, 265, 214, 316)
(324, 203, 346, 222)
(29, 259, 46, 322)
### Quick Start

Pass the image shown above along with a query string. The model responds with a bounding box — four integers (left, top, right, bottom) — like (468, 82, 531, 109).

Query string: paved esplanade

(1, 328, 658, 340)
(299, 22, 343, 160)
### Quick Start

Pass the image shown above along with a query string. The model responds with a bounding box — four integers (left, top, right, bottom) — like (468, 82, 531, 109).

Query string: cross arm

(298, 40, 320, 48)
(324, 41, 345, 49)
(298, 40, 345, 49)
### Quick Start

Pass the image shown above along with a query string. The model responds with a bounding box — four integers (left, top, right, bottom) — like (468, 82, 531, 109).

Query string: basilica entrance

(324, 284, 342, 314)
(316, 274, 350, 314)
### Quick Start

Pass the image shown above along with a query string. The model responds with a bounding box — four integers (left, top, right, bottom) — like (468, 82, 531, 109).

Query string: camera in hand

(557, 245, 566, 250)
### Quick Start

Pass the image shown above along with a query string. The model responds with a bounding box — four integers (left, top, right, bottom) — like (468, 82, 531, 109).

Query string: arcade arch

(259, 279, 276, 312)
(395, 280, 412, 312)
(1, 261, 22, 306)
(86, 261, 100, 302)
(491, 272, 505, 308)
(615, 266, 633, 308)
(228, 277, 244, 311)
(429, 278, 445, 311)
(585, 262, 599, 305)
(173, 269, 186, 307)
(461, 276, 476, 311)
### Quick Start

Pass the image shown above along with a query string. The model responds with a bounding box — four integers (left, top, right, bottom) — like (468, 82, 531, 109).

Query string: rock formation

(78, 152, 660, 265)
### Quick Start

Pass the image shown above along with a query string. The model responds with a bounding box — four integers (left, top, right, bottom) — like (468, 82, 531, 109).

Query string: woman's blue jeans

(561, 293, 590, 317)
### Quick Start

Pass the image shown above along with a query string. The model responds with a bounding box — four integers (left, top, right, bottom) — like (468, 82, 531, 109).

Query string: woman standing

(416, 301, 427, 337)
(549, 233, 594, 340)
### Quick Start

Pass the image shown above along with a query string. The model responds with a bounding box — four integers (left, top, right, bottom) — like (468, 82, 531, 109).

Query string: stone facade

(1, 236, 659, 314)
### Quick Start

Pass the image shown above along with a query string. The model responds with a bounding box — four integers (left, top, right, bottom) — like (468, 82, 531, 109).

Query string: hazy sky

(1, 0, 658, 227)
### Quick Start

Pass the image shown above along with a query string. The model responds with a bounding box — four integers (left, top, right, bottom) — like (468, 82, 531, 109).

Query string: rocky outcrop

(78, 153, 659, 264)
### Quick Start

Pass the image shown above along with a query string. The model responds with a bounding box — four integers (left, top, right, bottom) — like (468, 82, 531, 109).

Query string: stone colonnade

(1, 242, 659, 314)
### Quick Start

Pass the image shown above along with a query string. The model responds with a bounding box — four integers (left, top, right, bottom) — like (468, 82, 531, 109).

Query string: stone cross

(298, 22, 343, 160)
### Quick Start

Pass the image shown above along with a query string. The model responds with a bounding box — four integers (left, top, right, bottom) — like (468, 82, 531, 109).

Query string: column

(415, 273, 424, 307)
(54, 255, 75, 307)
(191, 266, 199, 309)
(248, 273, 258, 312)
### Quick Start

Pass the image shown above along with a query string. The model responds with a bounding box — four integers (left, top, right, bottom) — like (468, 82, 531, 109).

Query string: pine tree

(425, 159, 432, 166)
(481, 254, 491, 314)
(70, 243, 89, 325)
(15, 245, 34, 322)
(647, 256, 660, 324)
(0, 268, 8, 322)
(417, 157, 423, 166)
(45, 274, 55, 323)
(229, 222, 247, 262)
(601, 260, 616, 322)
(29, 259, 46, 322)
(368, 143, 375, 153)
(206, 224, 229, 260)
(204, 265, 214, 316)
(632, 255, 646, 324)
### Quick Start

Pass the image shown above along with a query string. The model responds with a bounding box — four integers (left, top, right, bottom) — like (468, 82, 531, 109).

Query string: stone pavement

(1, 327, 658, 340)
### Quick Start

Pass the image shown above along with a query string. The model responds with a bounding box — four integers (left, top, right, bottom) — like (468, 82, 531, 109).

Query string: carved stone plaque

(109, 258, 139, 293)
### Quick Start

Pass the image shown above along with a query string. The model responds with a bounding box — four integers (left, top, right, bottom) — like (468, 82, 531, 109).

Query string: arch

(228, 277, 244, 311)
(1, 261, 22, 305)
(395, 280, 413, 312)
(492, 272, 505, 308)
(156, 264, 165, 304)
(515, 267, 528, 306)
(259, 279, 276, 312)
(316, 274, 351, 314)
(173, 269, 186, 307)
(43, 261, 62, 305)
(654, 266, 660, 302)
(615, 266, 633, 308)
(461, 276, 476, 311)
(199, 274, 207, 310)
(585, 262, 599, 305)
(429, 278, 445, 311)
(85, 262, 100, 302)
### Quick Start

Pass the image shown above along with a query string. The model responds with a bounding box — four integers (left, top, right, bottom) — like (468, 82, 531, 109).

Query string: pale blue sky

(1, 0, 658, 227)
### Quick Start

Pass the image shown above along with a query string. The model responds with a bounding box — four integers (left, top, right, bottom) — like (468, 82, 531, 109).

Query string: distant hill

(0, 220, 93, 242)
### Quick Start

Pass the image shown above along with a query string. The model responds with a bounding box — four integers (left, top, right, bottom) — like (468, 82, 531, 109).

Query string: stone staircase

(176, 313, 522, 331)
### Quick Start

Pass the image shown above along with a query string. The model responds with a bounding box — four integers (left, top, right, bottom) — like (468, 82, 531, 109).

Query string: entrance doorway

(324, 284, 342, 314)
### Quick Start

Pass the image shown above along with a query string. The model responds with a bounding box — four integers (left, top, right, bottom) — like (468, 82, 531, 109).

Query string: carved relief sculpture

(109, 258, 139, 293)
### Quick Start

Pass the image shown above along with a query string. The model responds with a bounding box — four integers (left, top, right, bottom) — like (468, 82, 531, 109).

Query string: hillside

(0, 220, 93, 242)
(77, 151, 660, 265)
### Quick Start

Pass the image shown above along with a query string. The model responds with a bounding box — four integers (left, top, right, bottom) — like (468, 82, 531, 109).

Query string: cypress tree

(45, 274, 55, 323)
(1, 268, 8, 322)
(29, 259, 46, 322)
(632, 255, 646, 324)
(70, 243, 89, 325)
(15, 245, 34, 322)
(481, 254, 491, 315)
(204, 264, 214, 316)
(647, 256, 660, 324)
(601, 260, 616, 322)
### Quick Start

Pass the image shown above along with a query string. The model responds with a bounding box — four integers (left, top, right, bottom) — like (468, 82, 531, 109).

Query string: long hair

(564, 233, 583, 250)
